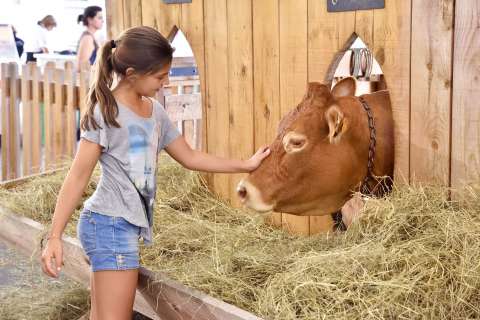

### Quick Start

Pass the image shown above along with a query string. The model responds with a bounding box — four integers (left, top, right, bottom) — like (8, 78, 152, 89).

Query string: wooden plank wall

(451, 0, 480, 189)
(410, 0, 453, 186)
(106, 0, 480, 235)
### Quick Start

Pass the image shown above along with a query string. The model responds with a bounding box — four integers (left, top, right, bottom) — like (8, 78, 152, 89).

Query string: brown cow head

(237, 77, 394, 216)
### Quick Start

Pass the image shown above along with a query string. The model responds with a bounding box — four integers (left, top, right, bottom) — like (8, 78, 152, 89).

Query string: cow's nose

(237, 181, 248, 200)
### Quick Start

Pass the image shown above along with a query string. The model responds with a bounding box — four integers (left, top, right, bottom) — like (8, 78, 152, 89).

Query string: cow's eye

(290, 139, 305, 147)
(283, 132, 308, 153)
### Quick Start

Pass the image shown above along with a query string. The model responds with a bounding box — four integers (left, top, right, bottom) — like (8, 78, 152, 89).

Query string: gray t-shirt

(80, 99, 180, 245)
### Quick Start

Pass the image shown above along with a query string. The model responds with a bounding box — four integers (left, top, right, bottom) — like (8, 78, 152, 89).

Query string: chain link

(358, 96, 377, 195)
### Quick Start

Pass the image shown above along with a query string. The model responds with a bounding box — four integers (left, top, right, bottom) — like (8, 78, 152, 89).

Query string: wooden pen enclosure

(107, 0, 479, 235)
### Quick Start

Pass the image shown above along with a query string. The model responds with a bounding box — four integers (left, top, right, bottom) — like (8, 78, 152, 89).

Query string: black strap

(331, 210, 347, 231)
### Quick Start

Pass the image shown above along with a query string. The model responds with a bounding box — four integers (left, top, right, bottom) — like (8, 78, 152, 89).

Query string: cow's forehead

(276, 102, 325, 137)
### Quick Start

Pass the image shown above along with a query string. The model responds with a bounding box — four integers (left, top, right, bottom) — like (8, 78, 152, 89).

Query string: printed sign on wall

(327, 0, 385, 12)
(163, 0, 192, 4)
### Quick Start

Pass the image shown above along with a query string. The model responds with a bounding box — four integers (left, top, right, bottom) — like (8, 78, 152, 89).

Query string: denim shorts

(77, 209, 141, 272)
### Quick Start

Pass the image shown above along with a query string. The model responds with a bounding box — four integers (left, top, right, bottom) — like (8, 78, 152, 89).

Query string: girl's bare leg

(89, 272, 97, 320)
(92, 269, 138, 320)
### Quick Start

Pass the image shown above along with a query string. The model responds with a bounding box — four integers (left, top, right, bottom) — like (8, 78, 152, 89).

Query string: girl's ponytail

(80, 40, 120, 131)
(80, 26, 174, 132)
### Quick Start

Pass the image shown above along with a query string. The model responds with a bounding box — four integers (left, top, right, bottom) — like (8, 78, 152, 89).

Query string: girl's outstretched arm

(165, 136, 270, 173)
(41, 139, 101, 278)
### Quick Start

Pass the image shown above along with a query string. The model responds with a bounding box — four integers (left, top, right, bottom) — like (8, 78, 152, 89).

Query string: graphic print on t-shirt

(127, 121, 159, 226)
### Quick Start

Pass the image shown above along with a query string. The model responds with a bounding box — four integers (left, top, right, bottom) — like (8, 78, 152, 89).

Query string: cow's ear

(325, 105, 347, 144)
(331, 77, 356, 97)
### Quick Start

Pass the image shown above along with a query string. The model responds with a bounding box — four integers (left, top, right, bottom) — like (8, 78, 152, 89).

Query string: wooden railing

(0, 61, 202, 181)
(0, 61, 88, 180)
(162, 77, 202, 150)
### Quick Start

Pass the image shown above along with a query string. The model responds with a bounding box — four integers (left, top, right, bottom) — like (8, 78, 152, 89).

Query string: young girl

(40, 26, 270, 320)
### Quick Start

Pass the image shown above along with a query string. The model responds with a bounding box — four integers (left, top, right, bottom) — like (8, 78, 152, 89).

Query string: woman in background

(12, 26, 24, 58)
(24, 15, 56, 62)
(77, 6, 104, 69)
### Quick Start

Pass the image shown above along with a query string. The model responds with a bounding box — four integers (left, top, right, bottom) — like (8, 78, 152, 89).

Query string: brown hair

(80, 26, 174, 131)
(77, 6, 102, 26)
(38, 15, 57, 28)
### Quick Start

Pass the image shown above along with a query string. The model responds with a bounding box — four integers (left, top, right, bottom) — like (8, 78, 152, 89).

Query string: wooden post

(227, 0, 255, 208)
(65, 62, 77, 158)
(21, 63, 33, 176)
(8, 62, 20, 180)
(43, 62, 55, 169)
(53, 68, 64, 164)
(78, 63, 89, 118)
(1, 63, 9, 180)
(204, 0, 230, 200)
(373, 0, 412, 182)
(279, 0, 309, 235)
(252, 0, 282, 228)
(451, 0, 480, 189)
(31, 63, 41, 174)
(410, 0, 453, 186)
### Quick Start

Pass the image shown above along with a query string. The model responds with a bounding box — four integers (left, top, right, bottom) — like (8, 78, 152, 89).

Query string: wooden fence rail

(0, 61, 202, 181)
(0, 204, 261, 320)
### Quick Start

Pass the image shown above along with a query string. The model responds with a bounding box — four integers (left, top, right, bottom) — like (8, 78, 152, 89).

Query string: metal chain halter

(358, 96, 377, 195)
(331, 95, 377, 232)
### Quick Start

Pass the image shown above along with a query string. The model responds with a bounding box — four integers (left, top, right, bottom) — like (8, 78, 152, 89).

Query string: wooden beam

(0, 167, 66, 189)
(179, 0, 206, 153)
(252, 0, 282, 228)
(0, 206, 159, 320)
(43, 62, 55, 169)
(279, 0, 309, 235)
(31, 63, 41, 174)
(138, 268, 261, 320)
(373, 0, 412, 182)
(21, 64, 33, 176)
(451, 0, 480, 188)
(204, 0, 230, 200)
(410, 0, 453, 186)
(227, 0, 254, 207)
(0, 207, 262, 320)
(1, 63, 9, 180)
(8, 62, 20, 180)
(53, 69, 64, 164)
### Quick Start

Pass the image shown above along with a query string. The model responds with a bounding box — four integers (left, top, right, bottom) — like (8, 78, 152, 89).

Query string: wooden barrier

(0, 207, 261, 320)
(0, 205, 159, 320)
(107, 0, 480, 236)
(0, 205, 261, 320)
(0, 62, 202, 181)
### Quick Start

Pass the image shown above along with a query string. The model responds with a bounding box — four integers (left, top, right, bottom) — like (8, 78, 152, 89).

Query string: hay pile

(0, 242, 89, 320)
(0, 279, 89, 320)
(1, 156, 479, 319)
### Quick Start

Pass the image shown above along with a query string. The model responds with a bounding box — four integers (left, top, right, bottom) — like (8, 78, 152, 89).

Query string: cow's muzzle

(236, 179, 275, 212)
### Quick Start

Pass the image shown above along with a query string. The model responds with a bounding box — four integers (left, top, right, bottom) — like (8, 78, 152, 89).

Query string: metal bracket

(350, 48, 373, 80)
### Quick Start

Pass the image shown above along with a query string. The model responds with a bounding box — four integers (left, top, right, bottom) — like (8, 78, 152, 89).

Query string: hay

(0, 168, 99, 236)
(1, 155, 480, 319)
(0, 243, 89, 320)
(0, 281, 89, 320)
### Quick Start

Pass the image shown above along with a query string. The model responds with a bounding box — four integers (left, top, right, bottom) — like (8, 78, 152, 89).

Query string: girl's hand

(41, 237, 64, 278)
(245, 146, 271, 172)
